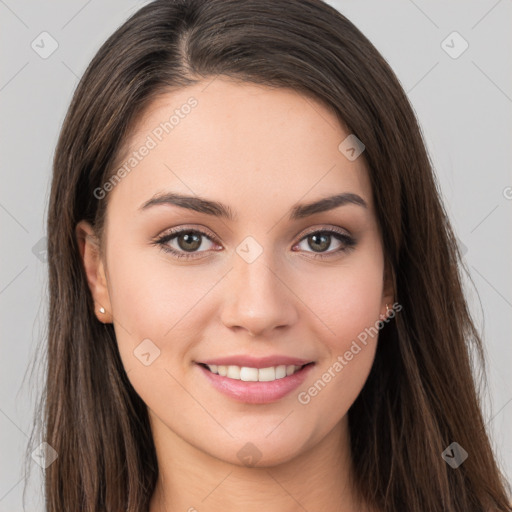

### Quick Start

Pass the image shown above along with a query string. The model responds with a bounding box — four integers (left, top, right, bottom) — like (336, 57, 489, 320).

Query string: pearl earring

(99, 307, 106, 314)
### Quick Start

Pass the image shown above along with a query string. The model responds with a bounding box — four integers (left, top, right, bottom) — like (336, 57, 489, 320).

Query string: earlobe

(75, 220, 113, 323)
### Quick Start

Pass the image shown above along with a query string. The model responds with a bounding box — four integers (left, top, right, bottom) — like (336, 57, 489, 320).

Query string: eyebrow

(139, 191, 367, 221)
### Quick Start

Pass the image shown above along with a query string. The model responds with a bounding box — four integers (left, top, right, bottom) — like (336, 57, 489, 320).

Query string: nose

(220, 250, 298, 337)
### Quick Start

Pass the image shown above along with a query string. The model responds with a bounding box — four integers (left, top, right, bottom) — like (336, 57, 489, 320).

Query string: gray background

(1, 0, 511, 510)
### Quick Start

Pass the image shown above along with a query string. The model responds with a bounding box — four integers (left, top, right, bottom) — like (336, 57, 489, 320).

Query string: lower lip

(197, 363, 315, 404)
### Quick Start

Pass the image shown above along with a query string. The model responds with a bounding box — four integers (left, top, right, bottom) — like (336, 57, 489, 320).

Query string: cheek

(296, 338, 377, 431)
(106, 236, 199, 330)
(295, 280, 381, 426)
(295, 252, 384, 344)
(292, 252, 383, 411)
(105, 241, 221, 372)
(104, 246, 208, 415)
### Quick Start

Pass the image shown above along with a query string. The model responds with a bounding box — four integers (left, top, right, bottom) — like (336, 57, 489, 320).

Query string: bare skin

(77, 77, 392, 512)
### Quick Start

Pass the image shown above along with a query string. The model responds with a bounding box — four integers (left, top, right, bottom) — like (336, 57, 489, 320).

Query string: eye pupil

(309, 233, 330, 252)
(178, 232, 201, 251)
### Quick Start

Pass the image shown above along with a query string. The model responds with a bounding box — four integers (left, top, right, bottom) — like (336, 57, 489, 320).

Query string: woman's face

(80, 77, 393, 467)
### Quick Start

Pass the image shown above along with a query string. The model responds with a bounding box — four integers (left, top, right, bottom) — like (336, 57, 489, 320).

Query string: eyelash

(153, 226, 356, 261)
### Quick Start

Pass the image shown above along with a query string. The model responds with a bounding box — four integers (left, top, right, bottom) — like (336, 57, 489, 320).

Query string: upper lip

(197, 355, 314, 369)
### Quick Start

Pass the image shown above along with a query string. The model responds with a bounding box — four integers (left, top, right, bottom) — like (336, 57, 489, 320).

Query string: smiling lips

(203, 363, 305, 382)
(199, 354, 313, 368)
(198, 354, 313, 381)
(196, 354, 315, 404)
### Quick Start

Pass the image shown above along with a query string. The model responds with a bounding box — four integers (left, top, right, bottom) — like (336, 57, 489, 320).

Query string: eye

(153, 226, 356, 261)
(154, 227, 219, 260)
(293, 228, 356, 259)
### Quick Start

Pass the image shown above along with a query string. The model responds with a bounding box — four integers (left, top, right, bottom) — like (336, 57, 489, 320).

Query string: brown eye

(155, 228, 218, 260)
(294, 228, 356, 259)
(307, 233, 331, 252)
(176, 231, 202, 252)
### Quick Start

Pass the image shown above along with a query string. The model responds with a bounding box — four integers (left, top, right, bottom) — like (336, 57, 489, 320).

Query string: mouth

(195, 361, 316, 404)
(197, 362, 314, 382)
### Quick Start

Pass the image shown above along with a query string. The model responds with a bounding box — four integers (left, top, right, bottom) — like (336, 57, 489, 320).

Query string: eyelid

(153, 224, 355, 259)
(297, 224, 352, 239)
(154, 224, 352, 245)
(155, 224, 219, 242)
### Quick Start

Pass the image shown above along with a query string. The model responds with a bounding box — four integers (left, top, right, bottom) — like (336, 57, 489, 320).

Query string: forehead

(106, 78, 374, 219)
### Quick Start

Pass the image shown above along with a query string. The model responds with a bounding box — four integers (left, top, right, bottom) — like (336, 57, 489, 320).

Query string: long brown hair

(26, 0, 511, 510)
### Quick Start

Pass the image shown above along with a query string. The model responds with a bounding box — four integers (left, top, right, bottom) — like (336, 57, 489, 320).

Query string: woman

(30, 0, 511, 510)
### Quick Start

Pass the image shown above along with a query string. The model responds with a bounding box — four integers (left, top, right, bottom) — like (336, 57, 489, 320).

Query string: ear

(380, 257, 396, 320)
(75, 220, 113, 323)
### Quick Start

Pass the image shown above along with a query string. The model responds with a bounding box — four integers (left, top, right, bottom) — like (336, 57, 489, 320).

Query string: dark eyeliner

(153, 227, 356, 260)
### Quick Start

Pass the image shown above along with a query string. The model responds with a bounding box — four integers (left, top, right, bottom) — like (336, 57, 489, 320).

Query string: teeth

(205, 364, 304, 382)
(227, 365, 241, 379)
(240, 367, 258, 381)
(258, 367, 275, 381)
